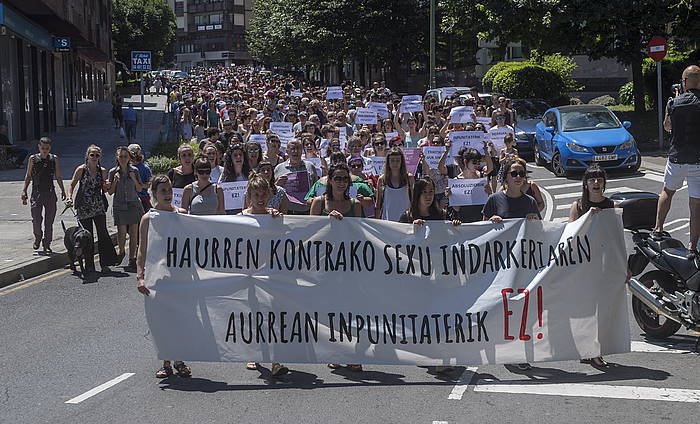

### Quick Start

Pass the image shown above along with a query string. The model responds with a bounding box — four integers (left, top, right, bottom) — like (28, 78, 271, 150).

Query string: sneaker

(271, 363, 289, 376)
(32, 240, 40, 250)
(114, 252, 125, 266)
(126, 257, 137, 272)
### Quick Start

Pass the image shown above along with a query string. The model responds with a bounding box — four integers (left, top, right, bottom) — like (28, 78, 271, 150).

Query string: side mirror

(545, 126, 556, 134)
(623, 121, 632, 129)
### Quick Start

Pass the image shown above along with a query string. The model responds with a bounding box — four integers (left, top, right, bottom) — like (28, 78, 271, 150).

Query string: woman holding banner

(376, 148, 414, 222)
(240, 172, 289, 377)
(180, 157, 225, 215)
(136, 175, 193, 379)
(244, 161, 288, 213)
(310, 163, 363, 372)
(447, 147, 493, 222)
(482, 157, 540, 372)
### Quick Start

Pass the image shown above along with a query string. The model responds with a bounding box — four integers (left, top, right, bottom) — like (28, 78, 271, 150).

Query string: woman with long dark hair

(400, 176, 461, 226)
(448, 147, 493, 223)
(220, 143, 251, 183)
(376, 148, 414, 221)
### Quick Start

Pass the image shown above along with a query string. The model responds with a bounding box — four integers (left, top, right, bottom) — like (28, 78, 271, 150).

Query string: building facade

(0, 0, 113, 142)
(169, 0, 254, 72)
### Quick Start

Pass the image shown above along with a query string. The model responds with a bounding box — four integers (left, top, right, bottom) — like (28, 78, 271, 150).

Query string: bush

(641, 49, 700, 107)
(588, 95, 617, 106)
(491, 64, 566, 101)
(618, 82, 634, 105)
(528, 51, 583, 93)
(146, 155, 179, 176)
(482, 62, 524, 91)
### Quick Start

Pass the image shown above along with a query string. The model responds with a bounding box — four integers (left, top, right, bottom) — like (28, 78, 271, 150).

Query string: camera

(671, 83, 683, 95)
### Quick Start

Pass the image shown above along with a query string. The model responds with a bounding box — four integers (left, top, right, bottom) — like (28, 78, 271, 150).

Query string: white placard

(172, 188, 184, 209)
(368, 102, 389, 119)
(326, 86, 343, 99)
(306, 157, 323, 176)
(488, 126, 514, 151)
(448, 177, 489, 206)
(442, 87, 457, 98)
(422, 146, 447, 169)
(449, 131, 486, 156)
(270, 122, 293, 135)
(476, 116, 493, 128)
(144, 210, 630, 365)
(291, 90, 302, 97)
(368, 156, 386, 175)
(220, 181, 248, 210)
(400, 95, 424, 113)
(384, 131, 399, 141)
(362, 163, 376, 176)
(355, 108, 378, 125)
(449, 106, 474, 124)
(249, 134, 268, 152)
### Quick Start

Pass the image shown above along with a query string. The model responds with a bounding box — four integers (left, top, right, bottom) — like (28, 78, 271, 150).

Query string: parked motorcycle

(612, 192, 700, 342)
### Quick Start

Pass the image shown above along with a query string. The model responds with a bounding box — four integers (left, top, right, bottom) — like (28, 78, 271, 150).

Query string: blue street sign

(54, 37, 71, 52)
(131, 51, 152, 72)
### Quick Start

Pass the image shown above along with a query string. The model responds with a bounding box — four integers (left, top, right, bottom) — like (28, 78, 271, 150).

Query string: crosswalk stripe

(544, 182, 581, 190)
(556, 204, 570, 210)
(630, 341, 695, 354)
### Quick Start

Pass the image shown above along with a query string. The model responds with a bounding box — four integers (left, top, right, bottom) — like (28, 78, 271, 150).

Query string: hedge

(641, 49, 700, 107)
(482, 62, 524, 91)
(491, 64, 566, 101)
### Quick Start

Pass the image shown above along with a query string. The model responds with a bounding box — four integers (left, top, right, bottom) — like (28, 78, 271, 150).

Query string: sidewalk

(0, 94, 168, 287)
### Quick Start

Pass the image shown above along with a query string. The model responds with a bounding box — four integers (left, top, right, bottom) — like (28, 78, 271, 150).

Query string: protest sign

(291, 90, 302, 97)
(384, 132, 399, 141)
(422, 146, 446, 169)
(355, 108, 378, 125)
(402, 148, 421, 174)
(442, 87, 457, 98)
(400, 95, 424, 113)
(270, 122, 293, 136)
(449, 131, 487, 156)
(326, 86, 343, 100)
(488, 126, 514, 151)
(476, 116, 492, 128)
(283, 171, 310, 204)
(367, 156, 386, 175)
(449, 106, 474, 124)
(249, 134, 268, 152)
(447, 178, 489, 206)
(172, 188, 183, 209)
(144, 210, 630, 365)
(348, 185, 359, 199)
(338, 128, 348, 150)
(305, 157, 323, 176)
(220, 181, 248, 210)
(368, 102, 389, 119)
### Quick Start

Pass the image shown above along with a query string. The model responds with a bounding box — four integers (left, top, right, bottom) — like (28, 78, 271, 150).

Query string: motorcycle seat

(661, 248, 699, 280)
(647, 236, 684, 253)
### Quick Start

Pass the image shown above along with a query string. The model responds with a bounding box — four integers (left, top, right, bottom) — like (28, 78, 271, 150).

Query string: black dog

(62, 221, 94, 277)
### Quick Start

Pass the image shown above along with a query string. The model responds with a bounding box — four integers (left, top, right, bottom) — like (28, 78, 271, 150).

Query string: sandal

(347, 364, 363, 372)
(155, 365, 173, 378)
(173, 361, 191, 377)
(327, 363, 341, 369)
(581, 357, 608, 367)
(246, 362, 259, 370)
(271, 363, 289, 376)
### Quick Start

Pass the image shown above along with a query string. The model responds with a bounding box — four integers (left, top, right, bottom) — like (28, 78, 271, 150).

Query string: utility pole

(429, 0, 436, 90)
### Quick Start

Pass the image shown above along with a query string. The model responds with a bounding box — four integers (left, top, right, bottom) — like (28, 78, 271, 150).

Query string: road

(1, 163, 697, 424)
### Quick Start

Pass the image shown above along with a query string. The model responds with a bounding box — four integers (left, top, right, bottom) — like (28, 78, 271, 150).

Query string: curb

(0, 231, 119, 289)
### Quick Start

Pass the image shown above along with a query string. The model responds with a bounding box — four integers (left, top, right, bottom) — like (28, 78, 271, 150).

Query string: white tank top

(381, 185, 410, 222)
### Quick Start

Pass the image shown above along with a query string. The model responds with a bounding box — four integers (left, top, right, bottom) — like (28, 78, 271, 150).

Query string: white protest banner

(449, 131, 486, 156)
(363, 163, 377, 176)
(368, 156, 386, 175)
(422, 146, 446, 169)
(338, 127, 348, 150)
(447, 178, 489, 206)
(476, 116, 493, 128)
(449, 106, 474, 124)
(442, 87, 457, 98)
(144, 210, 630, 365)
(488, 126, 514, 151)
(384, 131, 399, 141)
(270, 122, 293, 136)
(172, 188, 184, 209)
(400, 95, 423, 113)
(220, 181, 248, 210)
(306, 157, 323, 176)
(291, 90, 302, 97)
(249, 134, 268, 152)
(326, 86, 343, 100)
(368, 102, 389, 119)
(355, 108, 378, 125)
(402, 148, 421, 174)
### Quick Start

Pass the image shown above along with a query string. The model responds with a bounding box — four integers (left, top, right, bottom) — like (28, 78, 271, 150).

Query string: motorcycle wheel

(631, 270, 682, 339)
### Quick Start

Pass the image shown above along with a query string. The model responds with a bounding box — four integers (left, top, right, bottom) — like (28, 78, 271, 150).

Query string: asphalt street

(1, 163, 698, 424)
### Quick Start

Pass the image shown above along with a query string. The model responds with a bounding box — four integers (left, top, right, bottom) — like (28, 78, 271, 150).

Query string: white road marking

(433, 421, 449, 424)
(65, 373, 135, 404)
(473, 382, 700, 402)
(664, 218, 689, 227)
(667, 223, 690, 234)
(630, 341, 695, 354)
(641, 173, 665, 183)
(553, 186, 638, 200)
(545, 181, 582, 190)
(552, 217, 569, 224)
(556, 204, 571, 210)
(447, 366, 478, 400)
(540, 185, 554, 221)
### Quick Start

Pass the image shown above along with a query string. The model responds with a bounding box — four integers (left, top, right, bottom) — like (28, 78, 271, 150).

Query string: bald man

(654, 65, 700, 259)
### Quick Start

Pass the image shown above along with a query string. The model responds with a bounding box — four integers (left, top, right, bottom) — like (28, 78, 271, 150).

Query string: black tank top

(31, 154, 55, 192)
(576, 197, 614, 216)
(668, 89, 700, 164)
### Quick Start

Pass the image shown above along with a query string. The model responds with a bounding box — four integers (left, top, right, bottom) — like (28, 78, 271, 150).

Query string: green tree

(112, 0, 176, 74)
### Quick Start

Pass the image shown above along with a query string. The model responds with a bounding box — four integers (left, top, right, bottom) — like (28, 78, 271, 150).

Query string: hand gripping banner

(144, 210, 630, 365)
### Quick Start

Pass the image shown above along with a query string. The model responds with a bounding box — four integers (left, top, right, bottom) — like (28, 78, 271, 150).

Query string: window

(210, 14, 223, 24)
(194, 14, 207, 25)
(233, 13, 244, 26)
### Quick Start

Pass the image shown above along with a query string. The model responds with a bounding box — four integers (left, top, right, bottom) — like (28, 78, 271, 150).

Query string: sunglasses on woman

(349, 163, 363, 169)
(332, 176, 349, 182)
(509, 170, 526, 178)
(373, 141, 386, 147)
(196, 168, 212, 175)
(248, 148, 261, 153)
(89, 153, 101, 158)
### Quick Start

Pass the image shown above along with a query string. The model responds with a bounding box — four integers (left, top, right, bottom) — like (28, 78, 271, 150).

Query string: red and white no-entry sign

(647, 36, 668, 62)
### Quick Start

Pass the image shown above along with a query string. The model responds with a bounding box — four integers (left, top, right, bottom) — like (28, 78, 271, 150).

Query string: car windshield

(513, 100, 550, 120)
(561, 109, 621, 132)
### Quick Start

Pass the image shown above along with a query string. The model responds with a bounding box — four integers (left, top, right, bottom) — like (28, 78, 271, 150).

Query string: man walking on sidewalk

(654, 65, 700, 259)
(20, 137, 66, 252)
(123, 104, 138, 143)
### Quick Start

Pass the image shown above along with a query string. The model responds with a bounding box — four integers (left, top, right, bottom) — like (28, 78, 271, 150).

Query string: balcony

(186, 1, 229, 14)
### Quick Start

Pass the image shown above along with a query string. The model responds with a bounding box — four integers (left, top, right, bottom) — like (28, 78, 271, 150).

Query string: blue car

(534, 105, 641, 177)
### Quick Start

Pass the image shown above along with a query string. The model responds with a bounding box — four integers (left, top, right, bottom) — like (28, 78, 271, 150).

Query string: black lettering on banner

(284, 239, 296, 270)
(291, 312, 302, 342)
(477, 311, 489, 341)
(406, 244, 416, 274)
(493, 240, 505, 271)
(383, 314, 397, 344)
(335, 242, 347, 272)
(223, 237, 233, 268)
(247, 239, 259, 269)
(280, 311, 288, 343)
(506, 240, 519, 268)
(235, 237, 244, 269)
(241, 312, 253, 344)
(440, 245, 450, 275)
(452, 244, 466, 275)
(268, 311, 277, 342)
(256, 311, 266, 343)
(577, 235, 591, 262)
(408, 314, 418, 344)
(548, 244, 559, 267)
(454, 313, 465, 343)
(557, 242, 569, 266)
(179, 238, 191, 268)
(314, 240, 323, 271)
(482, 243, 493, 274)
(469, 243, 481, 274)
(520, 239, 528, 269)
(419, 246, 432, 276)
(195, 238, 208, 268)
(395, 244, 404, 274)
(167, 237, 177, 267)
(325, 242, 335, 271)
(383, 245, 392, 274)
(355, 315, 365, 341)
(443, 314, 454, 343)
(270, 239, 282, 269)
(363, 241, 375, 271)
(431, 314, 442, 343)
(419, 315, 432, 344)
(399, 314, 408, 344)
(211, 237, 221, 268)
(566, 236, 576, 265)
(305, 312, 318, 343)
(350, 241, 362, 271)
(537, 241, 545, 268)
(528, 240, 538, 270)
(339, 312, 353, 342)
(327, 312, 337, 342)
(299, 240, 312, 270)
(226, 312, 236, 342)
(367, 315, 379, 344)
(466, 312, 474, 342)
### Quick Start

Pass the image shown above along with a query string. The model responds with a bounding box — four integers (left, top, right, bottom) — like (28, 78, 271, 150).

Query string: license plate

(594, 154, 618, 162)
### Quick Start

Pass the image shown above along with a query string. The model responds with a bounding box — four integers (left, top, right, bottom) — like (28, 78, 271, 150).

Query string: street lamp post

(429, 0, 436, 90)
